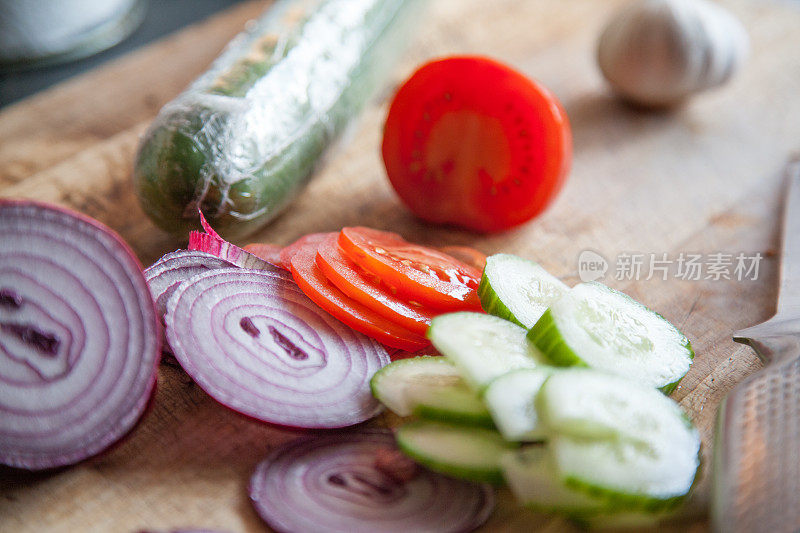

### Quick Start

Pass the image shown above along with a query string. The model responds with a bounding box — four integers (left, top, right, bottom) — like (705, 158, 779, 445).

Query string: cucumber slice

(484, 367, 556, 441)
(370, 356, 493, 425)
(395, 421, 516, 484)
(539, 370, 700, 510)
(527, 282, 693, 392)
(537, 369, 697, 442)
(552, 436, 696, 512)
(408, 383, 493, 427)
(479, 253, 569, 328)
(428, 312, 543, 390)
(369, 356, 460, 416)
(501, 446, 608, 515)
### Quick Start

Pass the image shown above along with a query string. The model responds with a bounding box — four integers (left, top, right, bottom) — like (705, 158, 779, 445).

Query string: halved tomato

(382, 56, 571, 233)
(290, 239, 430, 351)
(338, 227, 482, 312)
(316, 233, 435, 335)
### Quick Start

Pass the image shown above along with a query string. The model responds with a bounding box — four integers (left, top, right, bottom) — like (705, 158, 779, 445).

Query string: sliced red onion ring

(249, 429, 495, 533)
(145, 250, 236, 323)
(165, 268, 389, 428)
(0, 200, 160, 470)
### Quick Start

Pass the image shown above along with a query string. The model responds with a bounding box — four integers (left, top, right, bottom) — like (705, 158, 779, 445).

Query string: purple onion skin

(0, 200, 161, 470)
(249, 429, 495, 533)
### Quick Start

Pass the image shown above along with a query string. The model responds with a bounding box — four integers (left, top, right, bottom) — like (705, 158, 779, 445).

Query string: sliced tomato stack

(251, 227, 485, 351)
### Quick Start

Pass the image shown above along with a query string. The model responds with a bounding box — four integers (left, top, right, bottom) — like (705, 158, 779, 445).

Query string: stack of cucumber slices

(370, 253, 699, 528)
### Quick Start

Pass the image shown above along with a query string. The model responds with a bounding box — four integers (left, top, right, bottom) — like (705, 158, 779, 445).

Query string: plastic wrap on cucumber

(134, 0, 422, 240)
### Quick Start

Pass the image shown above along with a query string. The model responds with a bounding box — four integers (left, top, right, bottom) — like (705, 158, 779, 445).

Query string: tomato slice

(243, 242, 284, 268)
(316, 233, 435, 335)
(382, 56, 571, 233)
(279, 233, 331, 270)
(338, 227, 482, 312)
(386, 346, 442, 361)
(438, 245, 487, 272)
(290, 240, 430, 351)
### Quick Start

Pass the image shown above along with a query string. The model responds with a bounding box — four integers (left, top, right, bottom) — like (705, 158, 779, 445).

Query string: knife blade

(712, 159, 800, 533)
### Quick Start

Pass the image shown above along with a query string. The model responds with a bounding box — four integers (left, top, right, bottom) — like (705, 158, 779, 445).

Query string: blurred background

(0, 0, 243, 107)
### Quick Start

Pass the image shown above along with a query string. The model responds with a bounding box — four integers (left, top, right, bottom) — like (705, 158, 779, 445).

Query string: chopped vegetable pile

(371, 252, 699, 528)
(2, 200, 699, 532)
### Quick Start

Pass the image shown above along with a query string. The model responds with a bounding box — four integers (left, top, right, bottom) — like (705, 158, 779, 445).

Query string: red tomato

(382, 56, 571, 232)
(243, 242, 284, 268)
(338, 227, 482, 312)
(438, 245, 487, 272)
(316, 233, 435, 335)
(290, 240, 430, 351)
(279, 233, 331, 270)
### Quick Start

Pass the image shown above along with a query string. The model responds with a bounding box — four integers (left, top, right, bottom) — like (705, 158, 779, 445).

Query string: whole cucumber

(134, 0, 420, 239)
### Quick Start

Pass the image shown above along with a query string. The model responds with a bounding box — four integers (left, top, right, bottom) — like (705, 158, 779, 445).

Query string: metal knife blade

(712, 160, 800, 533)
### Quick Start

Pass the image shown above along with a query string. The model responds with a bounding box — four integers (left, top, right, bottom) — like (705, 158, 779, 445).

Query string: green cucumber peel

(369, 356, 460, 417)
(501, 446, 610, 515)
(410, 386, 494, 428)
(479, 253, 569, 329)
(536, 370, 700, 511)
(527, 282, 693, 392)
(483, 367, 557, 441)
(395, 420, 517, 485)
(427, 312, 543, 391)
(133, 0, 423, 239)
(369, 356, 492, 426)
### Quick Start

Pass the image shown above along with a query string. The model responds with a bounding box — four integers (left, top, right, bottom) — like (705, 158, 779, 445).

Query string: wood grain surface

(2, 0, 800, 531)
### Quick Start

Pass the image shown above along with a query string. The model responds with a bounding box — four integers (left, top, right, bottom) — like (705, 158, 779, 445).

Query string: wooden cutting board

(2, 0, 800, 531)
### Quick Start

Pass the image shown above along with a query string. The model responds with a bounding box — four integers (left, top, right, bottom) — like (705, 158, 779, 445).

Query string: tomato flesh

(290, 240, 429, 351)
(316, 234, 435, 335)
(338, 227, 482, 311)
(279, 233, 331, 270)
(382, 56, 571, 233)
(243, 242, 284, 268)
(438, 245, 487, 272)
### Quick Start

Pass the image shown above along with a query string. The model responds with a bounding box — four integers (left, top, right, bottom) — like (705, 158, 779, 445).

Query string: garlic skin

(597, 0, 749, 107)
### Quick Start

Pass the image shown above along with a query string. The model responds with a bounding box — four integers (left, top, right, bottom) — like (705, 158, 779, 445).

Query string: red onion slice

(0, 200, 160, 470)
(249, 429, 495, 533)
(145, 250, 236, 323)
(165, 268, 389, 428)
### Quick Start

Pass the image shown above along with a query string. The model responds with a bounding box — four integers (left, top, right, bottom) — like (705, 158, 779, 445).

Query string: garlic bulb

(597, 0, 749, 107)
